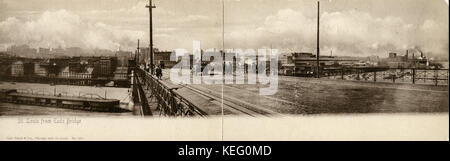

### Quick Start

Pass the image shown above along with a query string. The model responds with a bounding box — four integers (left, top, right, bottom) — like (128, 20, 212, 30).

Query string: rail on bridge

(322, 67, 449, 86)
(131, 67, 207, 117)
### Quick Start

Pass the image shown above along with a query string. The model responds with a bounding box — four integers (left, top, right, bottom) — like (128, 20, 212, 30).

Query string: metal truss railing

(133, 67, 207, 117)
(323, 67, 449, 86)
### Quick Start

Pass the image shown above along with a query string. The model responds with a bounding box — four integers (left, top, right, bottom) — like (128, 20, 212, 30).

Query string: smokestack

(414, 46, 424, 58)
(136, 39, 140, 63)
(406, 49, 408, 60)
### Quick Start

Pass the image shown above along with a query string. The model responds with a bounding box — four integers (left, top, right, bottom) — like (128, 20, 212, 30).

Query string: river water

(0, 82, 134, 117)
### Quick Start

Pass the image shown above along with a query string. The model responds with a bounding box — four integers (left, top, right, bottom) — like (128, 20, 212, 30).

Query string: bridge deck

(132, 67, 448, 116)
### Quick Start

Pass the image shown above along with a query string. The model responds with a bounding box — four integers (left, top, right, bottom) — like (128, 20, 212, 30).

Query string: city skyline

(0, 0, 448, 59)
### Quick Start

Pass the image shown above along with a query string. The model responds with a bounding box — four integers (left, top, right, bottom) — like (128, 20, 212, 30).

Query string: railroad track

(183, 84, 280, 117)
(160, 69, 281, 117)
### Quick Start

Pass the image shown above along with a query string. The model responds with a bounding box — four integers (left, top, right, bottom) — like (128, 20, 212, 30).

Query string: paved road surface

(160, 69, 448, 115)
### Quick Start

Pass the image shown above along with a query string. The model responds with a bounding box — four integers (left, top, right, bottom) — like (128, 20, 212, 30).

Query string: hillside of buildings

(0, 44, 447, 80)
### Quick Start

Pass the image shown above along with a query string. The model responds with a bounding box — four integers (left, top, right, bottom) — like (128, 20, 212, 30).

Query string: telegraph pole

(137, 39, 140, 65)
(316, 1, 320, 78)
(146, 0, 156, 74)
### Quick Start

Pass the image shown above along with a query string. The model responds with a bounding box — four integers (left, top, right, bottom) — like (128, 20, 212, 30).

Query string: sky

(0, 0, 448, 58)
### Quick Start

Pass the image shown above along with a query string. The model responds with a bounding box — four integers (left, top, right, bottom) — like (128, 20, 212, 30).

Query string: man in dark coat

(156, 65, 162, 80)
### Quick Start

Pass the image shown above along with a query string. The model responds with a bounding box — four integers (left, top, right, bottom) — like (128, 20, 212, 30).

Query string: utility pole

(316, 1, 320, 78)
(146, 0, 156, 74)
(137, 39, 140, 65)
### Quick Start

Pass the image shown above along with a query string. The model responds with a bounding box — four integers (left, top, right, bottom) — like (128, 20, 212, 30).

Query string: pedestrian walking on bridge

(156, 65, 162, 80)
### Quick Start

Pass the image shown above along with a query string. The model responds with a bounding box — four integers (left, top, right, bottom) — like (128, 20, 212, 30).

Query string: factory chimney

(406, 50, 409, 60)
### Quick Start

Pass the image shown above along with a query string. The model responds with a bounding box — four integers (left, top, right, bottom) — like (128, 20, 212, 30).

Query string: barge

(0, 89, 125, 112)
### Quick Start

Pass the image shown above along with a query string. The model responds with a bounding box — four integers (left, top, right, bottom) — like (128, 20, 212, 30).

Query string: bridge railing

(134, 68, 207, 117)
(323, 67, 449, 86)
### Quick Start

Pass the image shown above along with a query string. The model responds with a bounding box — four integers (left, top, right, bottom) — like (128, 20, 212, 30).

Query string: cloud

(0, 0, 7, 12)
(225, 8, 448, 58)
(0, 0, 222, 52)
(0, 9, 145, 51)
(1, 2, 447, 59)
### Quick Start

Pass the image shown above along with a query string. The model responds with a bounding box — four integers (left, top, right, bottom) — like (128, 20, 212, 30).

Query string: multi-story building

(0, 58, 12, 77)
(100, 57, 111, 75)
(51, 46, 65, 56)
(90, 56, 117, 78)
(65, 47, 83, 56)
(279, 53, 295, 75)
(38, 48, 51, 58)
(0, 51, 7, 58)
(11, 61, 24, 76)
(136, 48, 183, 69)
(154, 50, 175, 69)
(113, 67, 129, 80)
(68, 57, 82, 74)
(58, 66, 70, 78)
(44, 58, 70, 77)
(69, 66, 93, 79)
(381, 50, 430, 69)
(80, 67, 93, 79)
(289, 52, 360, 76)
(34, 61, 48, 77)
(115, 51, 132, 67)
(7, 45, 37, 58)
(23, 61, 35, 76)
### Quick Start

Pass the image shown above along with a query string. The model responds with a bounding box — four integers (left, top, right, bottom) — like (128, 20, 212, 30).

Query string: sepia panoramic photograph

(0, 0, 448, 141)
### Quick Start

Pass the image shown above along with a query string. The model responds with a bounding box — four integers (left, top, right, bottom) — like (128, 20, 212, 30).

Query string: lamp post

(316, 1, 320, 78)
